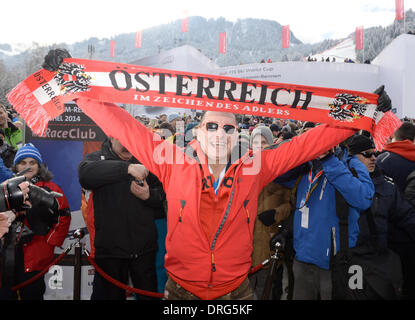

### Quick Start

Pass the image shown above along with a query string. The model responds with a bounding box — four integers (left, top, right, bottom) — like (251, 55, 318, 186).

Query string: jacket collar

(383, 140, 415, 161)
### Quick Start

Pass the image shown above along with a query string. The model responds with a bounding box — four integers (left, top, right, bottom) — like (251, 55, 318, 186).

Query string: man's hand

(0, 212, 12, 238)
(374, 85, 392, 113)
(318, 148, 334, 161)
(128, 164, 149, 181)
(130, 180, 150, 201)
(18, 181, 32, 208)
(42, 48, 72, 71)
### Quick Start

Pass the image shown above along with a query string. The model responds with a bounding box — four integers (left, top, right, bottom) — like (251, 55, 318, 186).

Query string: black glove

(374, 85, 392, 113)
(318, 149, 334, 162)
(28, 184, 61, 211)
(42, 48, 72, 71)
(258, 209, 276, 226)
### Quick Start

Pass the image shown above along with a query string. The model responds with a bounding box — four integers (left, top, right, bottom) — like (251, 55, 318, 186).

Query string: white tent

(127, 45, 219, 118)
(127, 34, 414, 119)
(372, 34, 415, 119)
(217, 34, 415, 119)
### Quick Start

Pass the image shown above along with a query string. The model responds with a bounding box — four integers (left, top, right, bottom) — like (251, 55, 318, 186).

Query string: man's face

(252, 135, 270, 152)
(197, 111, 238, 164)
(0, 108, 8, 127)
(356, 148, 377, 173)
(110, 138, 132, 161)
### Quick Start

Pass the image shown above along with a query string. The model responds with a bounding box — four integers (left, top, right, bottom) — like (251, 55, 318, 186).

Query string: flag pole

(362, 28, 365, 63)
(403, 10, 406, 34)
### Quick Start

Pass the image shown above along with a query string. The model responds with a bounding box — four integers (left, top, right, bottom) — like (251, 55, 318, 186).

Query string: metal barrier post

(72, 229, 85, 300)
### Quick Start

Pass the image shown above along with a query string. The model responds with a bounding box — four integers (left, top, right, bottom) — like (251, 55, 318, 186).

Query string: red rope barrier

(249, 263, 265, 275)
(12, 246, 72, 292)
(85, 255, 164, 299)
(10, 242, 268, 298)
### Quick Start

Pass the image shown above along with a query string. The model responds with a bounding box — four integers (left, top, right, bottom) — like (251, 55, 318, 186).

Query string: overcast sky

(2, 0, 414, 45)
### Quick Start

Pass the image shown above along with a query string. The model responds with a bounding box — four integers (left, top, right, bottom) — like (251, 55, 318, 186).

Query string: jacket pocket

(168, 199, 186, 242)
(244, 200, 253, 243)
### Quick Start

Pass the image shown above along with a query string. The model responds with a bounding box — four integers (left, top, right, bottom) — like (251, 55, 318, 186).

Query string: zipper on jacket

(211, 252, 216, 272)
(178, 208, 183, 222)
(210, 185, 236, 252)
(331, 226, 337, 256)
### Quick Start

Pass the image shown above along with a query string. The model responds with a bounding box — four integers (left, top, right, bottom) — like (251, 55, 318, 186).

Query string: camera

(269, 225, 289, 252)
(0, 173, 61, 212)
(0, 173, 62, 288)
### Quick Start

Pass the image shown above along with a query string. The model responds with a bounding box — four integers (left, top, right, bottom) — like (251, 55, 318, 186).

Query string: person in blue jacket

(0, 157, 12, 183)
(279, 140, 374, 300)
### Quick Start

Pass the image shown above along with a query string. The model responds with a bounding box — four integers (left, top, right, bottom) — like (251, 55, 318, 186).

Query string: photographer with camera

(0, 181, 30, 238)
(0, 143, 71, 300)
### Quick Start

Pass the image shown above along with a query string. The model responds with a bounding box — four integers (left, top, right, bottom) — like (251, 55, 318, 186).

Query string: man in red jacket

(42, 49, 391, 300)
(76, 101, 359, 300)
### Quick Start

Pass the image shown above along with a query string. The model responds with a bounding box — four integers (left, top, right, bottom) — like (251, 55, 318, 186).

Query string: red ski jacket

(77, 98, 355, 299)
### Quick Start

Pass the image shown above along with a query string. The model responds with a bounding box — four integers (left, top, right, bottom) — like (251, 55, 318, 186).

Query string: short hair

(159, 122, 175, 136)
(394, 122, 415, 141)
(199, 111, 237, 124)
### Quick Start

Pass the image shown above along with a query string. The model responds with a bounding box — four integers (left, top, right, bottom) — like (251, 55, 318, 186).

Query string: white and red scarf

(7, 58, 401, 149)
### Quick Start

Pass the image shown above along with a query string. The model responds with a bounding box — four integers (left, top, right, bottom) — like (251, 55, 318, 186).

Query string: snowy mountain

(0, 42, 32, 56)
(1, 12, 414, 107)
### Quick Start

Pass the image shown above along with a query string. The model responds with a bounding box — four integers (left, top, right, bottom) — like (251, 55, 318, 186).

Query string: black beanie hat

(348, 135, 375, 155)
(302, 121, 315, 129)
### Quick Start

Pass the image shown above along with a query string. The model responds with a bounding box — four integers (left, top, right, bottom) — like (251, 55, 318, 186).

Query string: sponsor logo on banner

(25, 102, 105, 142)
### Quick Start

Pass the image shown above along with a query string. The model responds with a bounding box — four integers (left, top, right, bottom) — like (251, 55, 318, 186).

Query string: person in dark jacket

(405, 170, 415, 206)
(350, 135, 415, 299)
(377, 122, 415, 194)
(78, 137, 166, 300)
(375, 122, 415, 299)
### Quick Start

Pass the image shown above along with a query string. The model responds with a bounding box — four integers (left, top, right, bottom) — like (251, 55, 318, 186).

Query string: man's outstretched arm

(260, 124, 356, 186)
(76, 97, 174, 185)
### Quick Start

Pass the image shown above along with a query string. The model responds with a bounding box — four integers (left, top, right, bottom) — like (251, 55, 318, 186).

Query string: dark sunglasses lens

(206, 122, 218, 131)
(362, 152, 376, 158)
(223, 125, 236, 134)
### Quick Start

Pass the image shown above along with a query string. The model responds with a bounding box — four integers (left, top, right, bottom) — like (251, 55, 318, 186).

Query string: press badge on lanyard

(300, 199, 309, 229)
(299, 168, 323, 229)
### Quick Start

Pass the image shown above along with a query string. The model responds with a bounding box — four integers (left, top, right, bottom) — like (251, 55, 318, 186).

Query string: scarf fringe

(7, 82, 51, 137)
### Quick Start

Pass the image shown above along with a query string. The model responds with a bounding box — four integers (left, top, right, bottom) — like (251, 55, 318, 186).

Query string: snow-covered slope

(305, 37, 357, 63)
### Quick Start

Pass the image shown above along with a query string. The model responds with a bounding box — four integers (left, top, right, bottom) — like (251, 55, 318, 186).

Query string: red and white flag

(282, 25, 290, 48)
(219, 32, 227, 54)
(135, 30, 142, 48)
(8, 57, 397, 148)
(181, 17, 188, 32)
(395, 0, 405, 20)
(110, 40, 115, 57)
(355, 26, 364, 50)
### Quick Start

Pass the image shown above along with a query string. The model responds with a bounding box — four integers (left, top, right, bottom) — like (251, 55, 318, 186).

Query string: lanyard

(297, 168, 323, 209)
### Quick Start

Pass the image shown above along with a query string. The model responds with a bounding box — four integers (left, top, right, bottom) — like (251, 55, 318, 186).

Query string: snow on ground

(305, 37, 357, 63)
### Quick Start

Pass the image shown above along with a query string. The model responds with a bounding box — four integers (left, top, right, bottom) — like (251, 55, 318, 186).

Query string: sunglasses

(205, 122, 236, 134)
(359, 151, 378, 158)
